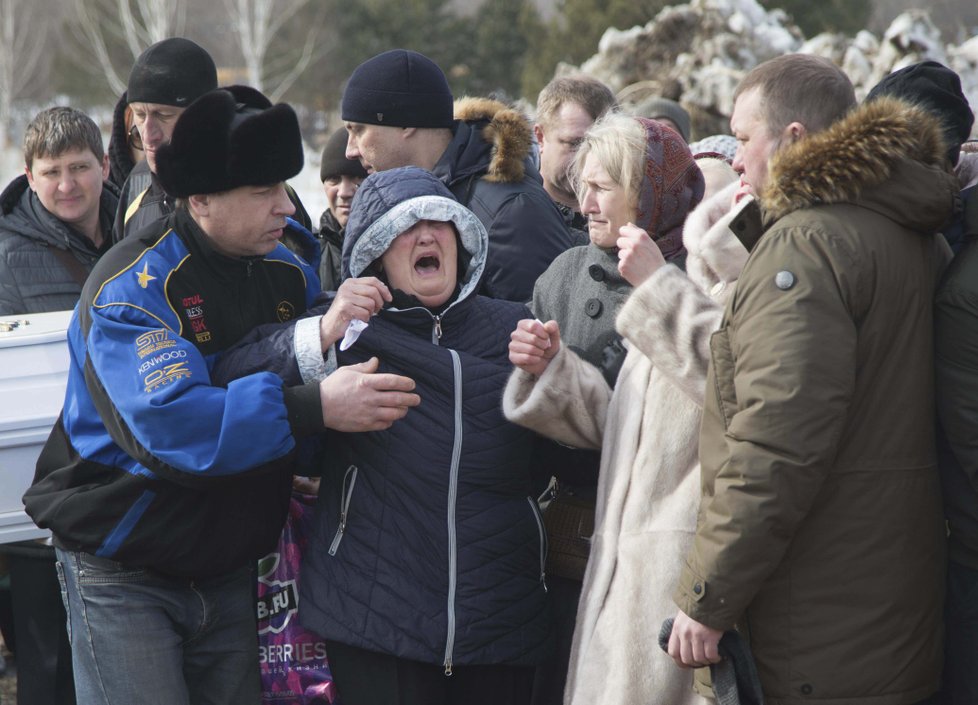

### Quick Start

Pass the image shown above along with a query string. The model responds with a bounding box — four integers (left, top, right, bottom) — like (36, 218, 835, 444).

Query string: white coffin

(0, 310, 73, 544)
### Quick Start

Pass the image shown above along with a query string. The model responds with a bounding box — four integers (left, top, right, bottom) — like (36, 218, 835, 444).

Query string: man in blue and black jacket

(24, 87, 420, 705)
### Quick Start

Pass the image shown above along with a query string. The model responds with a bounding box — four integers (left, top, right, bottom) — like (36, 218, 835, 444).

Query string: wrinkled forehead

(129, 102, 186, 117)
(730, 87, 774, 136)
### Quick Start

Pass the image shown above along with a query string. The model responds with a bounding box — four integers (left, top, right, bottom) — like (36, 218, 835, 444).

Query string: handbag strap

(51, 247, 91, 287)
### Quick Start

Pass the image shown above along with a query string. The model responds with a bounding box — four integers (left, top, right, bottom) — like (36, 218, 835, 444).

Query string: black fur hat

(155, 88, 304, 198)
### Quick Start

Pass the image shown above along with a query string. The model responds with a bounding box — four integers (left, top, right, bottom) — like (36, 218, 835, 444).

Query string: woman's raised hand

(509, 319, 561, 377)
(617, 222, 666, 287)
(320, 277, 392, 350)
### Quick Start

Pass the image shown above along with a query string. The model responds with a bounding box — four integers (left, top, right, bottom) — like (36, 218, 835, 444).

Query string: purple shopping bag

(258, 491, 340, 704)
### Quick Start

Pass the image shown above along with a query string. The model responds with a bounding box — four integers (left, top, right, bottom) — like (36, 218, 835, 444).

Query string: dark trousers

(325, 639, 534, 705)
(940, 560, 978, 705)
(530, 575, 581, 705)
(9, 547, 76, 705)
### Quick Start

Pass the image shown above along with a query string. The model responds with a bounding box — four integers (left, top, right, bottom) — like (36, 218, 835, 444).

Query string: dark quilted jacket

(212, 167, 552, 668)
(0, 174, 118, 315)
(304, 167, 551, 668)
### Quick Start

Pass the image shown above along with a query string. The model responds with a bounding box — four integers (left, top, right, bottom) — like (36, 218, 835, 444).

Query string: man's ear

(782, 121, 807, 145)
(188, 193, 209, 216)
(533, 123, 545, 151)
(402, 127, 417, 140)
(24, 165, 36, 191)
(101, 153, 110, 183)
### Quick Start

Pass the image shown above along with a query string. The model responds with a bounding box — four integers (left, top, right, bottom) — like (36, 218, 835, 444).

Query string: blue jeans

(55, 548, 259, 705)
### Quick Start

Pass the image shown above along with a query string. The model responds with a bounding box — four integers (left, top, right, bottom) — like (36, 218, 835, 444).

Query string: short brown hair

(734, 54, 855, 137)
(536, 75, 618, 129)
(24, 107, 104, 170)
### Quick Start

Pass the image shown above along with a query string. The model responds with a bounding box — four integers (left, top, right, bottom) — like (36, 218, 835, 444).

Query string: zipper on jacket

(328, 465, 359, 556)
(443, 349, 463, 676)
(527, 497, 549, 593)
(432, 314, 443, 344)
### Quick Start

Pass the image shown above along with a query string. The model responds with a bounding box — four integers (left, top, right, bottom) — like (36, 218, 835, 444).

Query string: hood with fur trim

(434, 97, 535, 186)
(342, 166, 488, 307)
(761, 96, 959, 229)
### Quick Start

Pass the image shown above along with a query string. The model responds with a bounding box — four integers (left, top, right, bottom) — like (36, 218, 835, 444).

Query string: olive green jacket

(676, 97, 957, 704)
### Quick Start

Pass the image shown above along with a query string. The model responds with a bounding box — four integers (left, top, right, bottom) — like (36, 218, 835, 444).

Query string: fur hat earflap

(156, 88, 304, 198)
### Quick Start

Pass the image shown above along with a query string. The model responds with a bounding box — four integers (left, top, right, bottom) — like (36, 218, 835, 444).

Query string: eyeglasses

(128, 125, 143, 151)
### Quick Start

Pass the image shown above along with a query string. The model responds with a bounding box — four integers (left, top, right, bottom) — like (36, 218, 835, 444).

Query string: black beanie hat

(341, 49, 454, 129)
(155, 88, 304, 198)
(320, 127, 369, 182)
(127, 37, 218, 108)
(867, 61, 974, 166)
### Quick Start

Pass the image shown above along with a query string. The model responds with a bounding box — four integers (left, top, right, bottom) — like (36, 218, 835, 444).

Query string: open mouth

(414, 254, 441, 274)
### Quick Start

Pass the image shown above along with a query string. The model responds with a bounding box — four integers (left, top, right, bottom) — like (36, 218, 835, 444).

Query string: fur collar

(454, 97, 532, 183)
(762, 96, 947, 222)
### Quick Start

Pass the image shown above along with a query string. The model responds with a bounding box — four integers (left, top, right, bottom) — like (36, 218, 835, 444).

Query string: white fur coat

(503, 176, 748, 705)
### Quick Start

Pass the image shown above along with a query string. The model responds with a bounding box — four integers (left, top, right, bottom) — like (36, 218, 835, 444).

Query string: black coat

(432, 98, 576, 303)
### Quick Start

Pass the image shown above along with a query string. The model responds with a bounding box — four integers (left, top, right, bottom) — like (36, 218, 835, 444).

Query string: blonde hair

(572, 112, 647, 209)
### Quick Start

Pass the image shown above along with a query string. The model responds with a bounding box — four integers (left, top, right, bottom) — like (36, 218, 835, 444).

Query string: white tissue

(339, 319, 369, 351)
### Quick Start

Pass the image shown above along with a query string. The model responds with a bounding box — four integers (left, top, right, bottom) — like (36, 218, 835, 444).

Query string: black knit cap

(341, 49, 454, 128)
(155, 87, 304, 198)
(127, 37, 218, 108)
(867, 61, 974, 166)
(320, 127, 368, 182)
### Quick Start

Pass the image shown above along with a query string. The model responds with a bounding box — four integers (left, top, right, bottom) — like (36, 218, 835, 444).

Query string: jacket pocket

(709, 327, 738, 429)
(527, 496, 548, 592)
(328, 465, 359, 556)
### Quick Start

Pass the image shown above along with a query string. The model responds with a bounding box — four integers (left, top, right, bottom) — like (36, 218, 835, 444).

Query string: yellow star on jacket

(136, 262, 156, 289)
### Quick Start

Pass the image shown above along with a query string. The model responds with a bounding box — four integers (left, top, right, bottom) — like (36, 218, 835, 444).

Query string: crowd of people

(0, 32, 976, 705)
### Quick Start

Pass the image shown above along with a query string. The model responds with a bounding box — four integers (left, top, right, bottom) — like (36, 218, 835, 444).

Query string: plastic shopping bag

(258, 491, 339, 704)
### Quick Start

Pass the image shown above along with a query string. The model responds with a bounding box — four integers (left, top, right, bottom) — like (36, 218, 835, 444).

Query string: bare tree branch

(223, 0, 320, 98)
(0, 0, 50, 146)
(71, 0, 187, 98)
(266, 27, 319, 102)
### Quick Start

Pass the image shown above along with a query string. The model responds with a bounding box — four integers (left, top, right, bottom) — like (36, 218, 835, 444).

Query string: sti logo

(256, 553, 298, 635)
(135, 329, 176, 359)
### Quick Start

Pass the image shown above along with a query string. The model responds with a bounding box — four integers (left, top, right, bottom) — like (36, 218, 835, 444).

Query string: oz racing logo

(143, 362, 192, 392)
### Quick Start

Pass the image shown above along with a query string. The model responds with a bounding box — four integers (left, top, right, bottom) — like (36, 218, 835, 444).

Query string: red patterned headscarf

(634, 117, 705, 262)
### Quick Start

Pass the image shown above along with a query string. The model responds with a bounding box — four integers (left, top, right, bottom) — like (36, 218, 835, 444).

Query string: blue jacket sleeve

(81, 298, 300, 484)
